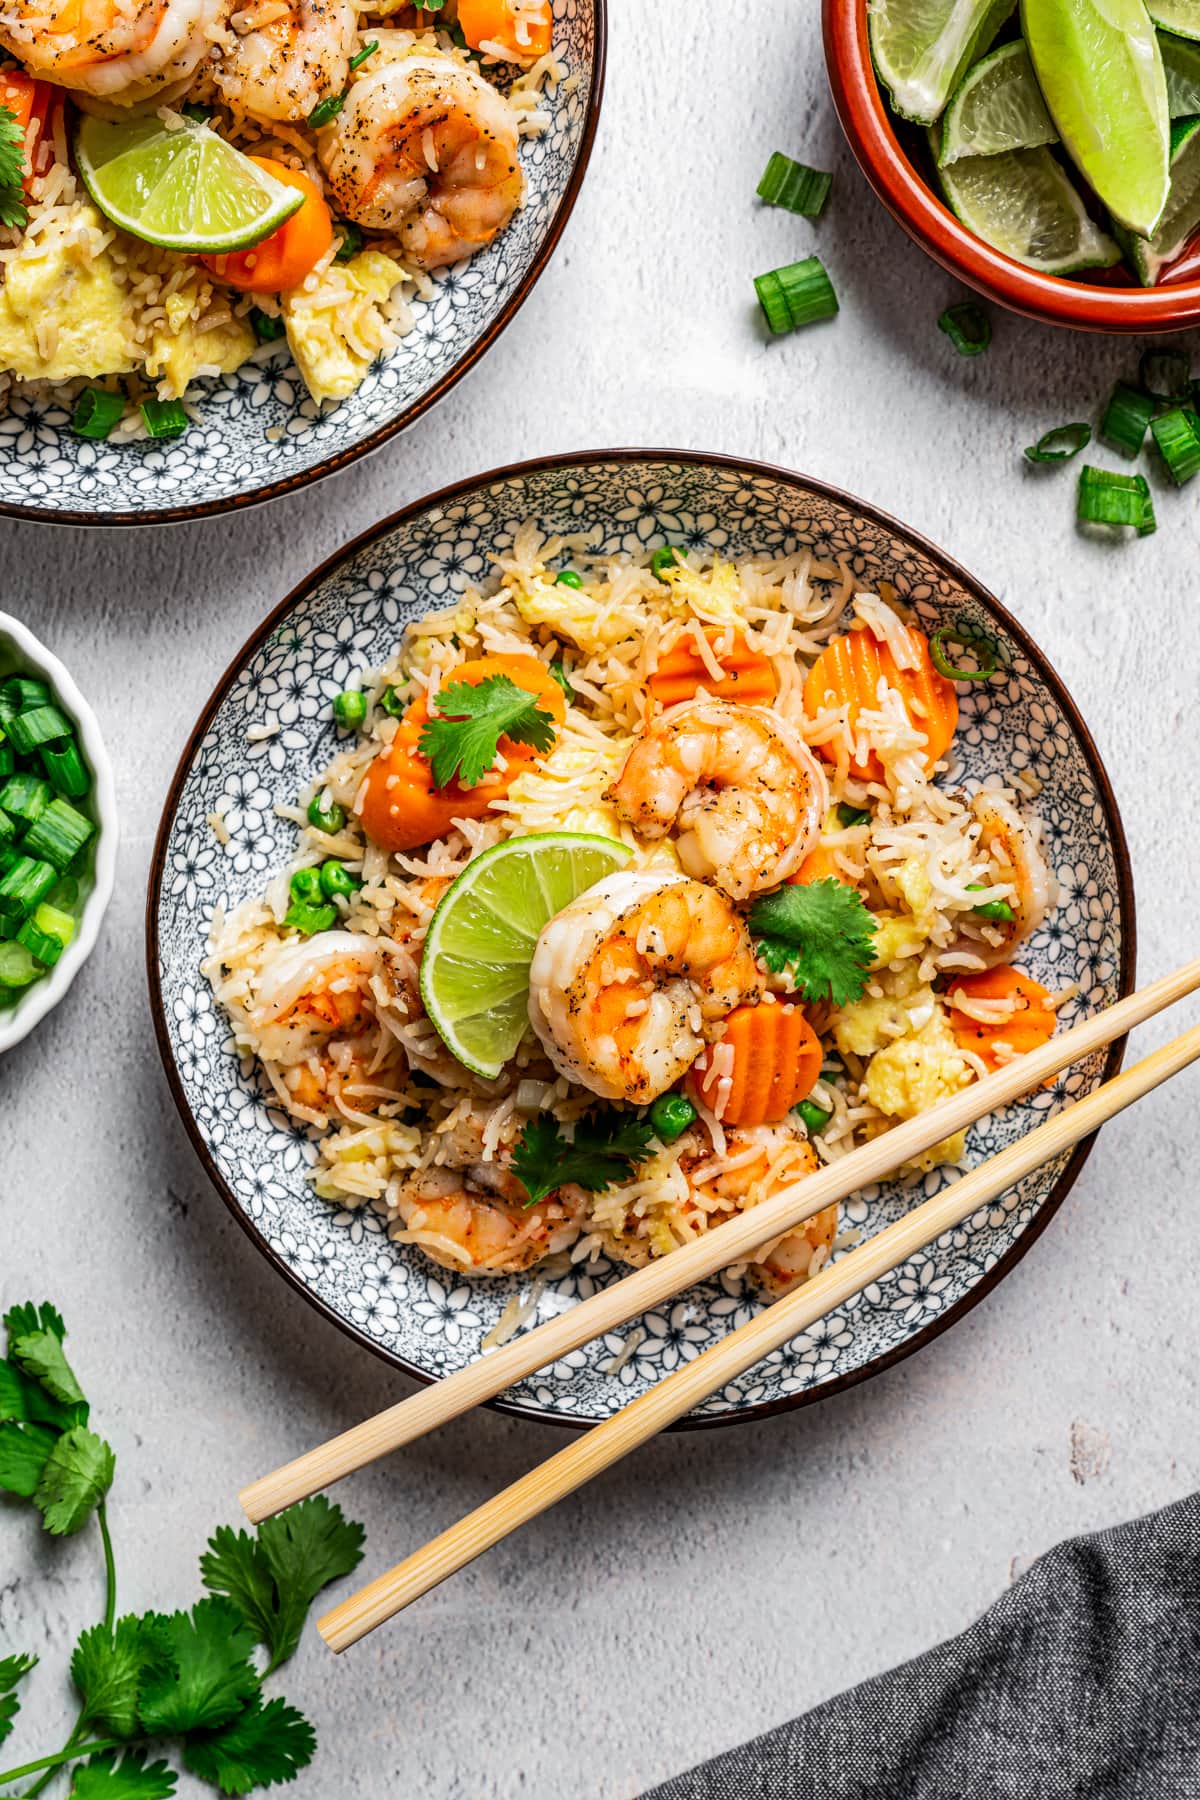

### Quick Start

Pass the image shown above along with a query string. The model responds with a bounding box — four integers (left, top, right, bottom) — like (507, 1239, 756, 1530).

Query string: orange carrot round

(0, 71, 55, 194)
(802, 625, 958, 784)
(687, 1001, 823, 1128)
(201, 158, 333, 294)
(357, 653, 566, 852)
(648, 631, 777, 710)
(456, 0, 553, 59)
(948, 965, 1056, 1071)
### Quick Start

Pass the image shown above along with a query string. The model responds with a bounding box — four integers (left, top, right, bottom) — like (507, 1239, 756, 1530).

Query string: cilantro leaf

(0, 1650, 37, 1748)
(70, 1750, 178, 1800)
(748, 878, 877, 1007)
(183, 1696, 317, 1794)
(511, 1108, 656, 1206)
(201, 1498, 366, 1674)
(417, 674, 557, 789)
(0, 105, 26, 233)
(137, 1600, 259, 1737)
(0, 1355, 83, 1432)
(3, 1301, 66, 1345)
(72, 1615, 176, 1740)
(33, 1426, 115, 1535)
(11, 1327, 88, 1412)
(0, 1419, 59, 1498)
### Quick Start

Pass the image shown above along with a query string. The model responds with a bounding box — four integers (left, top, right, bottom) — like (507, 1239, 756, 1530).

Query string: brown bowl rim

(145, 445, 1138, 1434)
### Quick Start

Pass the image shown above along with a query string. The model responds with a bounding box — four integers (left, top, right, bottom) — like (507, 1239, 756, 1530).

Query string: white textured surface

(3, 7, 1199, 1796)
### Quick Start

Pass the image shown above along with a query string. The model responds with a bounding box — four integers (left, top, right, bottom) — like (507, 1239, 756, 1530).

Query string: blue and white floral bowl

(0, 2, 603, 526)
(148, 452, 1135, 1428)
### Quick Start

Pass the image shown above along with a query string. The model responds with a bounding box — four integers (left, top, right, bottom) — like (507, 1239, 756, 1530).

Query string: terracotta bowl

(822, 0, 1200, 333)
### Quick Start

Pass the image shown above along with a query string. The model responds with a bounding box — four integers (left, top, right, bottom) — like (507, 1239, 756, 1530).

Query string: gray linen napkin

(643, 1493, 1200, 1799)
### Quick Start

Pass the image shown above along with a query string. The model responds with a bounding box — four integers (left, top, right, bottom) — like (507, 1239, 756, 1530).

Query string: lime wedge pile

(76, 114, 304, 254)
(1118, 115, 1200, 278)
(870, 0, 1017, 122)
(940, 40, 1058, 162)
(420, 833, 632, 1079)
(1148, 0, 1200, 39)
(935, 138, 1120, 271)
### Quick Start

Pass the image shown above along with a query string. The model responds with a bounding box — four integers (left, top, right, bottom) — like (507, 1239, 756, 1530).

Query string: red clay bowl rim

(0, 4, 607, 530)
(823, 0, 1200, 332)
(145, 446, 1138, 1434)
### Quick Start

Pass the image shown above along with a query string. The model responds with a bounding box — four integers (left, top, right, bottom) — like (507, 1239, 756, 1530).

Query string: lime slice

(1148, 0, 1200, 41)
(870, 0, 1017, 123)
(75, 113, 304, 254)
(1022, 0, 1171, 236)
(419, 832, 632, 1079)
(1115, 115, 1200, 281)
(940, 40, 1059, 163)
(934, 135, 1122, 271)
(1160, 27, 1200, 109)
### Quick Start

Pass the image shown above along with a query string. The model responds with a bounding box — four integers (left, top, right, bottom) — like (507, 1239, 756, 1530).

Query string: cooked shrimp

(606, 699, 829, 901)
(528, 869, 764, 1105)
(0, 0, 224, 104)
(681, 1122, 837, 1294)
(318, 52, 523, 268)
(960, 791, 1054, 965)
(214, 0, 355, 123)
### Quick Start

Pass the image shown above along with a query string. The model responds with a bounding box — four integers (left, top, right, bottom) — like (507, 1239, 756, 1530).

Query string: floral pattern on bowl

(0, 1, 601, 525)
(149, 452, 1135, 1429)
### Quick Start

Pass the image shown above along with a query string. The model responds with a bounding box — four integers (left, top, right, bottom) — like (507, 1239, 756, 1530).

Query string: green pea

(650, 546, 681, 582)
(379, 685, 407, 719)
(289, 867, 324, 904)
(794, 1098, 831, 1135)
(649, 1092, 696, 1144)
(319, 860, 361, 901)
(307, 796, 347, 835)
(555, 569, 583, 589)
(332, 689, 367, 732)
(967, 883, 1015, 922)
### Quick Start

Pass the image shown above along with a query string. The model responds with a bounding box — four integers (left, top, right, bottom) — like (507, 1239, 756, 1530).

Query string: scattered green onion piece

(836, 802, 870, 828)
(754, 255, 838, 336)
(332, 689, 367, 732)
(0, 741, 11, 779)
(334, 222, 363, 262)
(555, 568, 583, 588)
(6, 704, 73, 754)
(0, 941, 38, 988)
(378, 685, 407, 719)
(140, 397, 188, 440)
(1077, 465, 1156, 536)
(307, 795, 347, 835)
(347, 38, 378, 72)
(17, 898, 74, 966)
(1023, 423, 1091, 464)
(794, 1097, 832, 1135)
(929, 629, 997, 682)
(648, 1092, 696, 1144)
(22, 796, 95, 870)
(289, 867, 324, 905)
(40, 738, 90, 798)
(0, 856, 56, 921)
(415, 0, 445, 9)
(937, 302, 991, 356)
(250, 308, 286, 344)
(307, 91, 345, 128)
(756, 151, 832, 218)
(0, 804, 15, 846)
(1100, 382, 1156, 458)
(549, 660, 574, 700)
(0, 772, 51, 824)
(2, 677, 50, 711)
(649, 546, 682, 581)
(283, 898, 338, 937)
(46, 874, 78, 910)
(966, 882, 1015, 922)
(1150, 407, 1200, 486)
(319, 859, 360, 901)
(71, 387, 123, 442)
(1138, 346, 1190, 400)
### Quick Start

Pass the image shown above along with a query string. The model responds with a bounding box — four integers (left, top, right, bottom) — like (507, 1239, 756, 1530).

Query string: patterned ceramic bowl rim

(0, 610, 118, 1054)
(145, 448, 1137, 1432)
(1, 7, 607, 529)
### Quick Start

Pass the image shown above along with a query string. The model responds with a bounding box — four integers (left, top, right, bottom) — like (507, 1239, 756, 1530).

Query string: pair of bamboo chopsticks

(239, 957, 1200, 1652)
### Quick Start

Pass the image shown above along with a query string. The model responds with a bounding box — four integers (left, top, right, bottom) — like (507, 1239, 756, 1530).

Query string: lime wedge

(1148, 0, 1200, 41)
(940, 40, 1060, 163)
(75, 113, 304, 254)
(870, 0, 1017, 124)
(1115, 115, 1200, 281)
(934, 136, 1122, 271)
(419, 832, 632, 1079)
(1021, 0, 1171, 235)
(1160, 27, 1200, 108)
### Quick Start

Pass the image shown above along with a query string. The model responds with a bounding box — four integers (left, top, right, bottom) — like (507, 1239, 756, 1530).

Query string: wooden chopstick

(317, 1009, 1200, 1652)
(242, 957, 1200, 1526)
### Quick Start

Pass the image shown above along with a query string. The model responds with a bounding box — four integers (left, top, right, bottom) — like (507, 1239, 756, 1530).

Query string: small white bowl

(0, 612, 118, 1055)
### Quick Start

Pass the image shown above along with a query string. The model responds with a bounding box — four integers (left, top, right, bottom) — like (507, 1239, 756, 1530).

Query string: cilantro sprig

(0, 102, 27, 232)
(0, 1301, 366, 1798)
(748, 877, 877, 1007)
(417, 674, 556, 790)
(511, 1108, 655, 1206)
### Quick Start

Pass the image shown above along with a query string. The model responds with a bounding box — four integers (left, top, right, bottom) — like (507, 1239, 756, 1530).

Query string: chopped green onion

(0, 741, 11, 779)
(756, 152, 832, 217)
(22, 796, 95, 870)
(319, 859, 361, 901)
(1077, 465, 1156, 536)
(71, 387, 124, 442)
(332, 689, 367, 732)
(283, 898, 338, 937)
(0, 941, 38, 988)
(836, 803, 871, 828)
(17, 899, 74, 966)
(555, 568, 583, 588)
(289, 867, 324, 905)
(40, 738, 89, 798)
(334, 222, 363, 262)
(1138, 346, 1190, 400)
(347, 38, 378, 72)
(307, 796, 347, 835)
(140, 397, 189, 440)
(378, 685, 407, 719)
(1100, 382, 1156, 458)
(0, 772, 51, 824)
(0, 856, 56, 921)
(307, 91, 345, 127)
(2, 677, 50, 712)
(46, 874, 78, 910)
(250, 308, 286, 344)
(929, 628, 997, 682)
(549, 659, 574, 700)
(0, 804, 15, 846)
(937, 302, 991, 356)
(648, 1092, 696, 1144)
(794, 1097, 832, 1134)
(1023, 422, 1090, 464)
(1150, 407, 1200, 486)
(650, 546, 682, 581)
(6, 704, 72, 755)
(754, 255, 838, 336)
(966, 882, 1015, 922)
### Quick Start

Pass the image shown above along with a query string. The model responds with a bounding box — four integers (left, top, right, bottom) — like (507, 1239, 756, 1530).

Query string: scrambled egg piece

(511, 576, 630, 654)
(833, 966, 972, 1172)
(869, 910, 928, 971)
(283, 250, 404, 403)
(0, 205, 135, 381)
(506, 731, 679, 869)
(143, 271, 255, 397)
(832, 961, 927, 1058)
